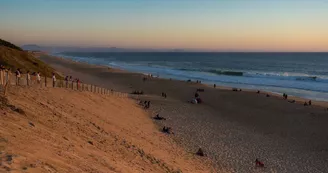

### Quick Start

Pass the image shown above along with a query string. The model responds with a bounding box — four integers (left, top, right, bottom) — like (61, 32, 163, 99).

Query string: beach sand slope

(0, 86, 215, 173)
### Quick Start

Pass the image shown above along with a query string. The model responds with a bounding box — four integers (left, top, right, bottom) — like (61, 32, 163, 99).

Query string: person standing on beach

(37, 72, 41, 85)
(77, 78, 80, 90)
(52, 73, 56, 87)
(15, 68, 21, 85)
(26, 71, 31, 86)
(5, 68, 11, 85)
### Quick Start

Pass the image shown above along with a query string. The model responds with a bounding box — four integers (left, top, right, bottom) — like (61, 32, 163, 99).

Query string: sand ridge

(0, 86, 216, 173)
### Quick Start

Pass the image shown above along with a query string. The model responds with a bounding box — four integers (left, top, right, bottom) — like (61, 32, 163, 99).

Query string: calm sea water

(57, 52, 328, 101)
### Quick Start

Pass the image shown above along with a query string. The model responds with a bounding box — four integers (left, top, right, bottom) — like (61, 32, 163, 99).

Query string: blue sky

(1, 0, 328, 51)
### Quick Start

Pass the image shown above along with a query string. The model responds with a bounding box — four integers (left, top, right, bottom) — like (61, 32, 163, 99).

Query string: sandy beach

(36, 54, 328, 173)
(0, 83, 217, 172)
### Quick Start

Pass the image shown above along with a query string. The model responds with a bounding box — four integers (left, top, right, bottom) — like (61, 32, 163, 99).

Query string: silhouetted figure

(214, 84, 216, 88)
(196, 148, 204, 156)
(255, 159, 264, 167)
(257, 90, 260, 94)
(309, 100, 312, 105)
(132, 90, 144, 95)
(144, 101, 150, 109)
(239, 89, 242, 91)
(153, 114, 166, 120)
(196, 88, 205, 92)
(266, 94, 270, 97)
(15, 68, 21, 85)
(147, 101, 150, 108)
(282, 93, 288, 99)
(65, 76, 69, 88)
(304, 102, 308, 106)
(232, 88, 238, 91)
(162, 126, 173, 134)
(288, 100, 295, 103)
(161, 92, 167, 98)
(195, 92, 199, 98)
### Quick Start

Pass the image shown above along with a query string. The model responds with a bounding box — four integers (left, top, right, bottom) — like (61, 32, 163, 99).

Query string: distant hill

(0, 39, 22, 51)
(22, 45, 130, 53)
(22, 44, 188, 53)
(21, 44, 42, 51)
(0, 39, 60, 78)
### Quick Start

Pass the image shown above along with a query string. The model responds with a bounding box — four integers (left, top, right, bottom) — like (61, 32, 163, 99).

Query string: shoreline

(38, 53, 328, 172)
(53, 53, 328, 102)
(43, 53, 328, 109)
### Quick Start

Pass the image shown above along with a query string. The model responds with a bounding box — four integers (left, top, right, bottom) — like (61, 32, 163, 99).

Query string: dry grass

(0, 46, 61, 78)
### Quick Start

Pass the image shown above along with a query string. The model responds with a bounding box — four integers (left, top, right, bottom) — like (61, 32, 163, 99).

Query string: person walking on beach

(26, 71, 31, 86)
(52, 73, 56, 87)
(15, 68, 21, 85)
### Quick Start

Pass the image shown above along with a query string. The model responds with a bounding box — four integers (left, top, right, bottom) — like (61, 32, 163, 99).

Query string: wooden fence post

(76, 81, 79, 90)
(45, 76, 47, 87)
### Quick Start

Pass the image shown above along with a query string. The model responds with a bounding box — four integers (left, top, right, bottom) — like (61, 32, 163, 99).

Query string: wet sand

(40, 54, 328, 173)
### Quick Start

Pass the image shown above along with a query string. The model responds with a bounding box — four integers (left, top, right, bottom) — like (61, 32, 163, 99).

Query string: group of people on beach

(64, 76, 81, 89)
(0, 65, 60, 88)
(138, 100, 151, 109)
(0, 66, 42, 86)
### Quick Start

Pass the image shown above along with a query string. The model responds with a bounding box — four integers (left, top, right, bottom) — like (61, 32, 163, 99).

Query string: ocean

(56, 52, 328, 101)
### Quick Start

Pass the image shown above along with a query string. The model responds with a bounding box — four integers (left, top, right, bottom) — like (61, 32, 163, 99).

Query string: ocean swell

(178, 68, 326, 83)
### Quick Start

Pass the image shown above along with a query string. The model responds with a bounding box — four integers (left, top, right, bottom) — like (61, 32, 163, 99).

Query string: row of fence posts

(1, 71, 127, 97)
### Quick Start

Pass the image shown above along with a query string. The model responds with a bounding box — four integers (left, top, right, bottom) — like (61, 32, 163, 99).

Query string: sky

(1, 0, 328, 51)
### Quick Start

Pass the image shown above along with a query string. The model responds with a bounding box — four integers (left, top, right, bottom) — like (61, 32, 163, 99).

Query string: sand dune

(0, 86, 215, 173)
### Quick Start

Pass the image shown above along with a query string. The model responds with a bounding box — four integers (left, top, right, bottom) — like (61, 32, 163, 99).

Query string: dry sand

(37, 55, 328, 173)
(0, 86, 217, 173)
